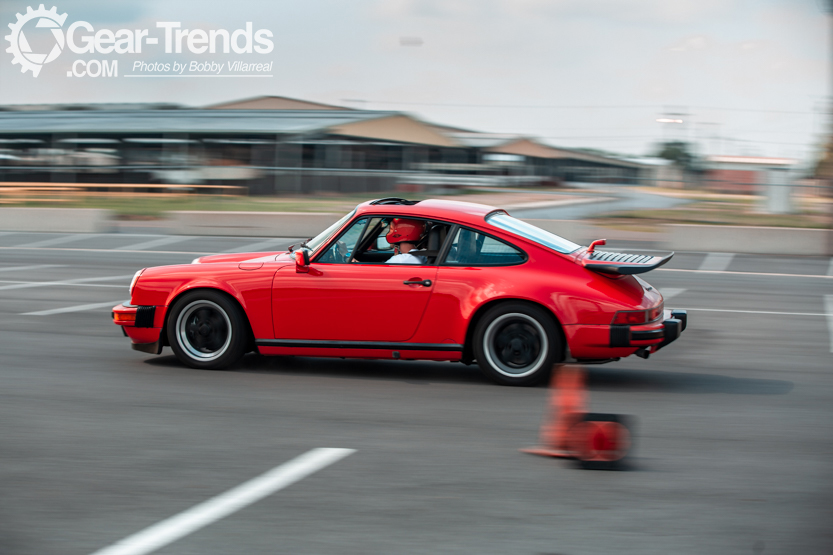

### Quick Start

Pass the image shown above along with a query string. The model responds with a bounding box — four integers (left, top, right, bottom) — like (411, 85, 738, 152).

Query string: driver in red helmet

(385, 218, 427, 264)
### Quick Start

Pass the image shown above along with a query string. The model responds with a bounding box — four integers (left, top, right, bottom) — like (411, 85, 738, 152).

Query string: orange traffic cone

(521, 364, 587, 458)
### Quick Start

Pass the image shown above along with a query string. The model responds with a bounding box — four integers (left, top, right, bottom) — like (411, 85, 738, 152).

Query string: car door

(271, 216, 438, 342)
(413, 225, 529, 344)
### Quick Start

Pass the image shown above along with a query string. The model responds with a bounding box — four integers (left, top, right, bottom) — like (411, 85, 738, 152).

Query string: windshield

(304, 209, 356, 252)
(486, 213, 581, 254)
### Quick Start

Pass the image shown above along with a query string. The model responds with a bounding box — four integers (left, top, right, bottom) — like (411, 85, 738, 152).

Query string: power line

(359, 99, 816, 115)
(370, 101, 654, 109)
(533, 135, 814, 146)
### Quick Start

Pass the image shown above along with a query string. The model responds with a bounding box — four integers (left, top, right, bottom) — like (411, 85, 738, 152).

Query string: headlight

(191, 257, 202, 264)
(129, 269, 145, 296)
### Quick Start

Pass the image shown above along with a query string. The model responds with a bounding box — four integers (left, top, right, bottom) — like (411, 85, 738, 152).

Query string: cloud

(42, 0, 149, 24)
(0, 0, 825, 159)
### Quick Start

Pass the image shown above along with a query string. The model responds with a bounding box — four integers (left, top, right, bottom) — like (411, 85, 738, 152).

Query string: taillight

(612, 310, 648, 325)
(612, 304, 664, 325)
(648, 303, 664, 321)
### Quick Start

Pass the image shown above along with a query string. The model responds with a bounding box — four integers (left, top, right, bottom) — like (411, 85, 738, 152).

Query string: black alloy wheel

(167, 290, 248, 369)
(473, 302, 561, 386)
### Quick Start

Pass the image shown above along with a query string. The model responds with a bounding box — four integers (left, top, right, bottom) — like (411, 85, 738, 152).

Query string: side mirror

(295, 249, 310, 272)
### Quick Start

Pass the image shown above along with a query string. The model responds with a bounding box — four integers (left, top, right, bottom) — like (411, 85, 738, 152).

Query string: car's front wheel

(473, 302, 561, 386)
(167, 290, 247, 369)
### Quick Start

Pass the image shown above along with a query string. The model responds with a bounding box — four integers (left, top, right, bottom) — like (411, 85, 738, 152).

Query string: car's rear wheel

(473, 302, 561, 386)
(167, 290, 247, 369)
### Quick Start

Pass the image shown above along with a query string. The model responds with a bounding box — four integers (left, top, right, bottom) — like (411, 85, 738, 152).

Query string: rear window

(486, 213, 580, 254)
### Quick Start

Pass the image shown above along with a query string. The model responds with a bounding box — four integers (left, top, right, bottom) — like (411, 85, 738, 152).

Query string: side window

(316, 218, 368, 264)
(443, 227, 525, 266)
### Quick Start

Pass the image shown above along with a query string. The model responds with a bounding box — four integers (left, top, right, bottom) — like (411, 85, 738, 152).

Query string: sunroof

(369, 197, 421, 205)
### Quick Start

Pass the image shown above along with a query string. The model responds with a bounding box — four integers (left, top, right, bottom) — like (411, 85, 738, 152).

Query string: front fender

(130, 263, 278, 341)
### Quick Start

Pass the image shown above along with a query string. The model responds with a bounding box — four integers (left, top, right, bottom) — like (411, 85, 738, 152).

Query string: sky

(0, 0, 828, 163)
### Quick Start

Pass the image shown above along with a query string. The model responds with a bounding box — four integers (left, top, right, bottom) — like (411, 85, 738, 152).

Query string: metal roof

(446, 132, 523, 148)
(706, 155, 795, 166)
(0, 109, 399, 135)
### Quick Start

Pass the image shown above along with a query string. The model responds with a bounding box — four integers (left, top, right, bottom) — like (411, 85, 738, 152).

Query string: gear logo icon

(5, 5, 67, 77)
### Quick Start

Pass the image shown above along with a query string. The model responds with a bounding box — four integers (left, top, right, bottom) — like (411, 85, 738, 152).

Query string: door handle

(403, 279, 432, 287)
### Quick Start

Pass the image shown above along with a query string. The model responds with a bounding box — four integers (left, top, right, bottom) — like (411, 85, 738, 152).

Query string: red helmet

(386, 218, 425, 244)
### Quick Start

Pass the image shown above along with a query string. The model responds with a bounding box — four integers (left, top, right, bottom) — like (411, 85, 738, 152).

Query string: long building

(0, 96, 645, 193)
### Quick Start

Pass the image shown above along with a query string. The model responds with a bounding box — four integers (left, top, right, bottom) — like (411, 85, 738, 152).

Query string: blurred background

(0, 0, 830, 241)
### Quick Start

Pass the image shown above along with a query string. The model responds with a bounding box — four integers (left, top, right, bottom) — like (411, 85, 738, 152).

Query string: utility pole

(820, 1, 833, 255)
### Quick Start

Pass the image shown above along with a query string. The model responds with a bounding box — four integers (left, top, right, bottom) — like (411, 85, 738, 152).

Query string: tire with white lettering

(167, 290, 247, 370)
(473, 302, 560, 386)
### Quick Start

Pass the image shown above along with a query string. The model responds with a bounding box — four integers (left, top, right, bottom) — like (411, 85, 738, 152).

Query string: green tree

(654, 141, 695, 169)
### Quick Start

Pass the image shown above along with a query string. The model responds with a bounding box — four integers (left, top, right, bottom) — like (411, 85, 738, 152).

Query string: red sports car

(112, 198, 686, 386)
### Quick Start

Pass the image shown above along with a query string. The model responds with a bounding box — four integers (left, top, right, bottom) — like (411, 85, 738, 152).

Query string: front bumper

(610, 309, 687, 352)
(112, 303, 165, 354)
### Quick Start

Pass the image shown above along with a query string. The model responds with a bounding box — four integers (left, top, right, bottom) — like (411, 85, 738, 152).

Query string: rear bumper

(563, 309, 687, 359)
(112, 303, 165, 355)
(610, 309, 687, 350)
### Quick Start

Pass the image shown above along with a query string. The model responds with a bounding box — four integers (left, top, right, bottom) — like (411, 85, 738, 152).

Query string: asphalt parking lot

(0, 231, 831, 555)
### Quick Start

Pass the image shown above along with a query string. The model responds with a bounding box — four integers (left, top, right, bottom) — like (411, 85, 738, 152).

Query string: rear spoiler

(580, 249, 674, 275)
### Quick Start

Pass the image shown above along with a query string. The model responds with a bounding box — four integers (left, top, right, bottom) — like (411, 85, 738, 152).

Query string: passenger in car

(385, 218, 428, 264)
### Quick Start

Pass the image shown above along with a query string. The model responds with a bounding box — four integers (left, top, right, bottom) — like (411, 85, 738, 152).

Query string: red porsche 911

(112, 198, 686, 386)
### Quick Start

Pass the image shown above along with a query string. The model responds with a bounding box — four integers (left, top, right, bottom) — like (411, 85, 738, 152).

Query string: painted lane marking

(660, 288, 686, 302)
(825, 295, 833, 353)
(0, 280, 125, 289)
(0, 246, 215, 255)
(657, 268, 833, 279)
(22, 301, 126, 316)
(698, 252, 735, 272)
(115, 236, 194, 251)
(0, 264, 64, 273)
(15, 234, 98, 248)
(88, 448, 356, 555)
(223, 238, 295, 253)
(686, 307, 829, 317)
(0, 275, 132, 291)
(827, 258, 833, 277)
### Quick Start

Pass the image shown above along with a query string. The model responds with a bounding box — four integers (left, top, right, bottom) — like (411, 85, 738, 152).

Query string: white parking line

(16, 234, 98, 248)
(698, 252, 735, 272)
(0, 246, 213, 255)
(0, 274, 132, 291)
(22, 301, 126, 316)
(88, 448, 355, 555)
(657, 268, 833, 279)
(0, 264, 64, 273)
(223, 238, 294, 253)
(115, 236, 193, 251)
(0, 280, 125, 289)
(686, 307, 829, 317)
(660, 288, 686, 302)
(825, 295, 833, 353)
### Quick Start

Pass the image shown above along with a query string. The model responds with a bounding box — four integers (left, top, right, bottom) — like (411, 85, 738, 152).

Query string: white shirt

(386, 252, 428, 265)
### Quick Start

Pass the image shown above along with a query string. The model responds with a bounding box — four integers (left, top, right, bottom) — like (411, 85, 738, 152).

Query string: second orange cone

(522, 364, 588, 458)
